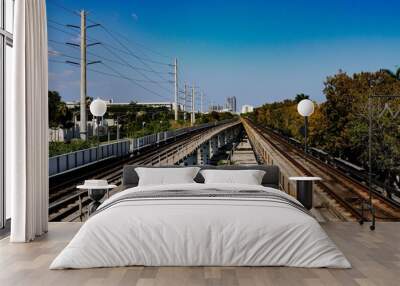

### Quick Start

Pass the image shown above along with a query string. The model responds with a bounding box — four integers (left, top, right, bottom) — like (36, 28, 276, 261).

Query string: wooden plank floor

(0, 222, 399, 286)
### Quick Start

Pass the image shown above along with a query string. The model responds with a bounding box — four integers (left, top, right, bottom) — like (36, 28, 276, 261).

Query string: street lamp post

(90, 98, 107, 160)
(115, 114, 131, 141)
(297, 99, 314, 153)
(116, 117, 120, 141)
(142, 121, 146, 135)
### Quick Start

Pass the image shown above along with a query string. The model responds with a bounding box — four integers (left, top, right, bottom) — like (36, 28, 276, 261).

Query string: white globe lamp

(89, 98, 107, 159)
(297, 99, 314, 153)
(90, 98, 107, 117)
(297, 99, 314, 117)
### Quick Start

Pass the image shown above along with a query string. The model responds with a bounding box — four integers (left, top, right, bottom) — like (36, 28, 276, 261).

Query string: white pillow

(200, 169, 265, 185)
(135, 167, 200, 186)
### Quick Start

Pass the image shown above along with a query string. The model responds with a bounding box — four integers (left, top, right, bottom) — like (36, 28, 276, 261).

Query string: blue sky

(47, 0, 400, 109)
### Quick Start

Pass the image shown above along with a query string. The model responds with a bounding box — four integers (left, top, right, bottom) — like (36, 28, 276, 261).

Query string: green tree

(380, 67, 400, 80)
(196, 111, 235, 124)
(48, 91, 73, 128)
(295, 93, 310, 103)
(250, 69, 400, 189)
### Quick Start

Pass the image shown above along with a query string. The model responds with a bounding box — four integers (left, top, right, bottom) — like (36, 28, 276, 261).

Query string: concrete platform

(1, 222, 399, 286)
(231, 138, 258, 165)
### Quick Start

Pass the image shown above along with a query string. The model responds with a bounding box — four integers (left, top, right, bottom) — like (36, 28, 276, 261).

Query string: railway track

(244, 118, 400, 223)
(49, 122, 238, 222)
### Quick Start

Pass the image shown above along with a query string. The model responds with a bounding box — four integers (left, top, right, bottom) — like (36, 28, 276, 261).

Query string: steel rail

(253, 122, 400, 211)
(244, 118, 400, 221)
(49, 131, 208, 221)
(49, 121, 240, 221)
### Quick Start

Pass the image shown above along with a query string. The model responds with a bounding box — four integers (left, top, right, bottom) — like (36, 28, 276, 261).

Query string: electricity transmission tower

(191, 84, 196, 126)
(173, 58, 179, 121)
(201, 91, 205, 113)
(66, 10, 101, 140)
(183, 83, 188, 121)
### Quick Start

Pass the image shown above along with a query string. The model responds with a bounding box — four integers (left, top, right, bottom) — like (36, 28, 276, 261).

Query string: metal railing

(49, 140, 130, 177)
(130, 120, 232, 151)
(49, 119, 237, 177)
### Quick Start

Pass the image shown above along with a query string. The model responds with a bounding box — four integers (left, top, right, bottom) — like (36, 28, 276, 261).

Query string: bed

(50, 165, 351, 269)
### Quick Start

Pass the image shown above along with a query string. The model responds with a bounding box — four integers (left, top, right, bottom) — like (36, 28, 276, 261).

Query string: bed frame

(121, 165, 281, 190)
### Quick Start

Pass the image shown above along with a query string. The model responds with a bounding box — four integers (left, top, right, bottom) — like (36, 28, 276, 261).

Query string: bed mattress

(50, 183, 351, 269)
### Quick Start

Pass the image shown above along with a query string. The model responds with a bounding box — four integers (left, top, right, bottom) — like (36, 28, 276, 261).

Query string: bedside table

(289, 177, 322, 210)
(77, 180, 117, 216)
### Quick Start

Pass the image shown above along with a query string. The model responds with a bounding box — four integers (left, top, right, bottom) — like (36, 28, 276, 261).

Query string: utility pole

(191, 85, 195, 126)
(183, 83, 187, 121)
(116, 118, 120, 141)
(174, 58, 179, 121)
(66, 11, 101, 141)
(80, 10, 87, 140)
(201, 91, 204, 113)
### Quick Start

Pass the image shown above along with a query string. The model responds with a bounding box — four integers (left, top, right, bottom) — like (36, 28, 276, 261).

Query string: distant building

(209, 104, 225, 112)
(136, 102, 175, 110)
(241, 105, 254, 114)
(65, 101, 80, 109)
(226, 96, 237, 112)
(137, 102, 186, 111)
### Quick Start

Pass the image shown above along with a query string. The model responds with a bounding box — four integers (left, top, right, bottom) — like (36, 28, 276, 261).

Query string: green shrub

(49, 139, 95, 157)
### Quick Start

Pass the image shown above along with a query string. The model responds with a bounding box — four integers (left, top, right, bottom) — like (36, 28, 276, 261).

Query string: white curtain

(7, 0, 48, 242)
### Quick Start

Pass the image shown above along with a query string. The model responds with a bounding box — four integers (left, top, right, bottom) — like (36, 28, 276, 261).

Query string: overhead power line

(49, 0, 172, 61)
(48, 50, 80, 62)
(48, 39, 170, 75)
(48, 19, 172, 97)
(88, 67, 168, 84)
(48, 18, 171, 69)
(47, 1, 199, 116)
(101, 62, 170, 100)
(100, 44, 173, 93)
(48, 24, 78, 38)
(97, 23, 172, 74)
(49, 54, 167, 83)
(85, 15, 172, 60)
(49, 60, 172, 95)
(100, 40, 172, 67)
(47, 8, 177, 78)
(48, 0, 80, 17)
(48, 19, 174, 87)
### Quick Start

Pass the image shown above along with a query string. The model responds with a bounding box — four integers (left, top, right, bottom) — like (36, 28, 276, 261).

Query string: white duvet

(50, 183, 351, 269)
